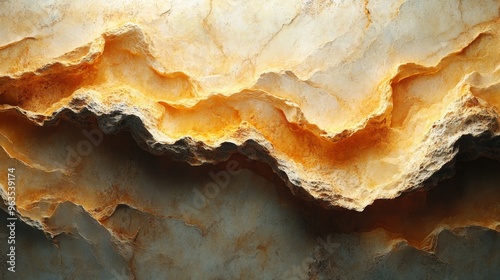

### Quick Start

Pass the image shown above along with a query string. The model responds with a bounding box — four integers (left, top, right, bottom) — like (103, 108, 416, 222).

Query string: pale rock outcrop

(0, 0, 499, 278)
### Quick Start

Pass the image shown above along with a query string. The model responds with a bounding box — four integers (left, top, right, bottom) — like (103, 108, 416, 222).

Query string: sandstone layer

(0, 0, 499, 279)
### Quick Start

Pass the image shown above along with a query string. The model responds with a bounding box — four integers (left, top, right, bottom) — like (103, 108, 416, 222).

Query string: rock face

(0, 0, 499, 279)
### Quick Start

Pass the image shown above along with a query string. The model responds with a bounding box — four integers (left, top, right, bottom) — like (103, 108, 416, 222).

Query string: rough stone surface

(0, 0, 499, 279)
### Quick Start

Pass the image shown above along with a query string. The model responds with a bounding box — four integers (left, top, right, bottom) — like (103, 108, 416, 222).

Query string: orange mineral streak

(0, 0, 499, 238)
(1, 21, 500, 210)
(1, 2, 500, 277)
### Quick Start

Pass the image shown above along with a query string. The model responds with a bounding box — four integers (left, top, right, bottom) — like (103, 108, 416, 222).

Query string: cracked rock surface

(0, 0, 499, 279)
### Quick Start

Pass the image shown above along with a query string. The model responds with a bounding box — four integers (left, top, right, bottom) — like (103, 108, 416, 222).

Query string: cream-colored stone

(0, 1, 500, 277)
(2, 0, 500, 209)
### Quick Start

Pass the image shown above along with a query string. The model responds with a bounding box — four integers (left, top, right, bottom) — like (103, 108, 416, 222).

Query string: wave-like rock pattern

(0, 0, 499, 278)
(1, 0, 500, 210)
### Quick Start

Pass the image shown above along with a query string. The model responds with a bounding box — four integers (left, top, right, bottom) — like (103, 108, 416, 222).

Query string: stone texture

(0, 0, 499, 279)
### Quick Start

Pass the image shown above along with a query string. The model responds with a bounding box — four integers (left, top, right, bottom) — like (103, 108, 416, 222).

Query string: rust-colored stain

(1, 0, 500, 278)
